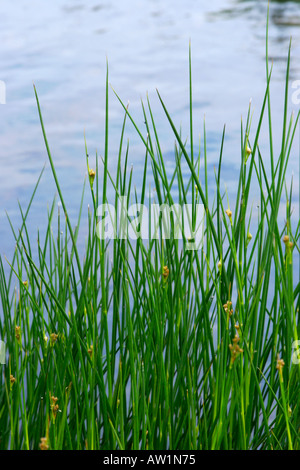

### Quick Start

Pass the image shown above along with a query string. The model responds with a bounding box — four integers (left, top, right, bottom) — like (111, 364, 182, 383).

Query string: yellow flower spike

(276, 354, 285, 382)
(246, 232, 253, 248)
(162, 266, 169, 279)
(23, 280, 28, 288)
(223, 300, 232, 310)
(283, 234, 289, 245)
(245, 146, 252, 163)
(50, 333, 58, 347)
(283, 234, 293, 264)
(225, 208, 233, 225)
(15, 325, 21, 342)
(244, 145, 252, 164)
(10, 374, 16, 387)
(229, 334, 243, 366)
(50, 393, 60, 420)
(39, 437, 49, 451)
(162, 266, 169, 287)
(89, 168, 96, 188)
(217, 259, 222, 273)
(88, 345, 93, 358)
(223, 300, 233, 317)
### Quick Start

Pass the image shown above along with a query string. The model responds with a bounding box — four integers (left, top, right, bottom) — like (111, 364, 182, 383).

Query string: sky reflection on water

(0, 0, 299, 259)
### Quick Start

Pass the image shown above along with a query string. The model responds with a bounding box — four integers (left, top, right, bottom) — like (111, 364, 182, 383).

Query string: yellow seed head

(162, 266, 169, 279)
(276, 355, 285, 374)
(283, 235, 289, 245)
(223, 300, 233, 317)
(89, 168, 96, 187)
(10, 374, 16, 385)
(88, 345, 93, 358)
(50, 394, 59, 419)
(39, 437, 49, 451)
(15, 325, 21, 342)
(229, 335, 243, 365)
(50, 333, 58, 346)
(276, 356, 285, 383)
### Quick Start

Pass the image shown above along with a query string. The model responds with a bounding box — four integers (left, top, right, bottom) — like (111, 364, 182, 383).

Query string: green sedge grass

(0, 16, 299, 450)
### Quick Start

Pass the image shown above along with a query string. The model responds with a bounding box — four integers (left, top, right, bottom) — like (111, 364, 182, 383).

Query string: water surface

(0, 0, 300, 258)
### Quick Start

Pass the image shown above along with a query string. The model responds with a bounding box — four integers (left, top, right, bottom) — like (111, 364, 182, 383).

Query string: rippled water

(0, 0, 300, 257)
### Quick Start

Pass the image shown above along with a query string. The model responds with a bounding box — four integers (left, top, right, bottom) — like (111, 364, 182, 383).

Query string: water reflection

(237, 0, 300, 28)
(0, 0, 299, 259)
(207, 0, 300, 81)
(210, 0, 300, 31)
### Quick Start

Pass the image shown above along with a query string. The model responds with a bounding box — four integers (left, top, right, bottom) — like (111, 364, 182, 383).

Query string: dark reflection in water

(209, 0, 300, 30)
(237, 0, 300, 27)
(206, 0, 300, 80)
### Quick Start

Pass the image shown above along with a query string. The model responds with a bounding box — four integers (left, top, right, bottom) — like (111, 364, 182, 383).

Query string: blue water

(0, 0, 300, 260)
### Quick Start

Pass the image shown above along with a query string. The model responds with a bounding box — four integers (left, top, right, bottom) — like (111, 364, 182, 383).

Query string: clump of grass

(0, 15, 299, 450)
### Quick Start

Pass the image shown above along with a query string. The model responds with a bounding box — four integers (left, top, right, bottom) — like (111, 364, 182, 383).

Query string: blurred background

(0, 0, 300, 258)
